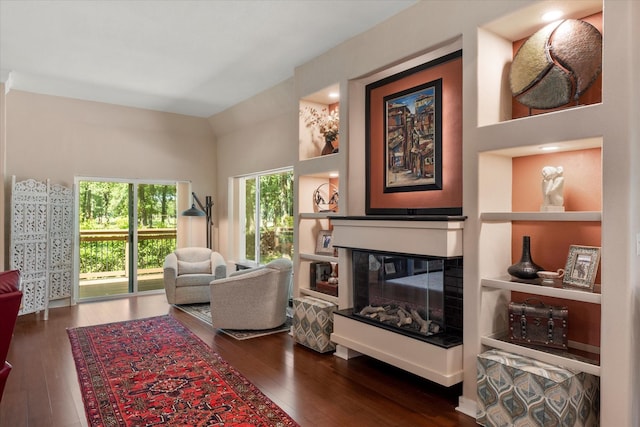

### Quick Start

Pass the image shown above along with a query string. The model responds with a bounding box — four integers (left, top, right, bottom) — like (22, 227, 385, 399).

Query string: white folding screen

(10, 177, 74, 318)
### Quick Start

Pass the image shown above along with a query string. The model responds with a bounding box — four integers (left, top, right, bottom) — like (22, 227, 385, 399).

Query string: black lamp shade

(181, 204, 205, 217)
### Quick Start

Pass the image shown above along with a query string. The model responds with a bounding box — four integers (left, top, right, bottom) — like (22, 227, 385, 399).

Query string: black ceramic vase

(507, 235, 544, 280)
(321, 137, 335, 156)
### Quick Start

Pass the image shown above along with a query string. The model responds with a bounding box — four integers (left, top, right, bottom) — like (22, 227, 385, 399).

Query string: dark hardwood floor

(0, 293, 477, 427)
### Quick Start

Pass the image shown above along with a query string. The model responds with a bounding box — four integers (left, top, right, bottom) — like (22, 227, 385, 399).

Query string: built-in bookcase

(294, 83, 345, 307)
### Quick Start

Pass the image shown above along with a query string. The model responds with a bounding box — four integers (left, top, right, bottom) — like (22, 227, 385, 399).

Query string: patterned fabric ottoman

(292, 296, 337, 353)
(477, 349, 599, 427)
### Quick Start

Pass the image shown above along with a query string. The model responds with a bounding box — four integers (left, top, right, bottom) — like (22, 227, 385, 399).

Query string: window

(239, 169, 293, 264)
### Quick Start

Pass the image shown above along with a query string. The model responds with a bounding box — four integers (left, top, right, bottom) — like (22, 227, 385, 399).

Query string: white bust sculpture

(541, 166, 565, 211)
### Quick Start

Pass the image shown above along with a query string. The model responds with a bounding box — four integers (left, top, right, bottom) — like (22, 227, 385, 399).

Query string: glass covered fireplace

(349, 249, 463, 348)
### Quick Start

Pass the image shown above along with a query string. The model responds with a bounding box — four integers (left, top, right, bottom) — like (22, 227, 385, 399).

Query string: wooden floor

(0, 294, 477, 427)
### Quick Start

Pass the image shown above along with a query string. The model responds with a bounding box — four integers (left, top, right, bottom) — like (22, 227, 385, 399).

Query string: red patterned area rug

(67, 315, 299, 427)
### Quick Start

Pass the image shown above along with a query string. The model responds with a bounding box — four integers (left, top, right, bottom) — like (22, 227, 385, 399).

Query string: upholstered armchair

(209, 258, 292, 330)
(163, 247, 227, 305)
(0, 270, 22, 402)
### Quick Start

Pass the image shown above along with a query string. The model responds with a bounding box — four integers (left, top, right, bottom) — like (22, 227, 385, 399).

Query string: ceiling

(0, 0, 416, 118)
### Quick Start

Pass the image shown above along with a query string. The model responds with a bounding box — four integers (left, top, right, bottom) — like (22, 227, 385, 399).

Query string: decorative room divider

(10, 177, 74, 319)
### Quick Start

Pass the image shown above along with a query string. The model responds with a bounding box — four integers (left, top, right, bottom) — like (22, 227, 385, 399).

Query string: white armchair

(209, 258, 292, 330)
(163, 247, 227, 305)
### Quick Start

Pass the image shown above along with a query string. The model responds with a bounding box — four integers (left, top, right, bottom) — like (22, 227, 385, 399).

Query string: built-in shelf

(481, 277, 601, 304)
(481, 334, 600, 376)
(299, 253, 337, 263)
(297, 153, 339, 175)
(299, 212, 339, 219)
(480, 211, 601, 222)
(299, 287, 339, 304)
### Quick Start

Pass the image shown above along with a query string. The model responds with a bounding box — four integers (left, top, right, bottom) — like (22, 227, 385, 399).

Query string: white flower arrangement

(301, 106, 339, 142)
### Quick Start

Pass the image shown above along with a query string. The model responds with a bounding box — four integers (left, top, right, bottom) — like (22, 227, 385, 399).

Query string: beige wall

(631, 1, 640, 424)
(0, 83, 6, 270)
(208, 78, 297, 261)
(4, 89, 218, 256)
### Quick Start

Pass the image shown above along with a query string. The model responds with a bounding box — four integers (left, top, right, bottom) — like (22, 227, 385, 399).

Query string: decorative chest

(292, 296, 337, 353)
(477, 349, 599, 427)
(508, 299, 568, 349)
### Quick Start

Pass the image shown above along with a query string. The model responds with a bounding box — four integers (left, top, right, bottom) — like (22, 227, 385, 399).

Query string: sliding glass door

(77, 178, 177, 299)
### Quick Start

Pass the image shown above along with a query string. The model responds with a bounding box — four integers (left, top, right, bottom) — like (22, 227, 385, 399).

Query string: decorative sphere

(510, 19, 602, 109)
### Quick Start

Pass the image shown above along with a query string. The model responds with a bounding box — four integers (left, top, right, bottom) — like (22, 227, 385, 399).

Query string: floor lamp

(181, 192, 213, 249)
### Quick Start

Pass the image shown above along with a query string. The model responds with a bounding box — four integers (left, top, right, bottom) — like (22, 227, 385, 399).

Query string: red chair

(0, 270, 22, 402)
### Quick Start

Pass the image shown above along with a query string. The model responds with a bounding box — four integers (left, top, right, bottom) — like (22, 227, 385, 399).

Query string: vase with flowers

(301, 106, 339, 156)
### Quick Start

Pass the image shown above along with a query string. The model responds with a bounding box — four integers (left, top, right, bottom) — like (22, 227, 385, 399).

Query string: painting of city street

(384, 79, 442, 193)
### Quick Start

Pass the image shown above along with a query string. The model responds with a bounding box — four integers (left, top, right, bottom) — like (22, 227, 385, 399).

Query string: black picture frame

(365, 49, 463, 216)
(384, 79, 442, 193)
(309, 261, 332, 289)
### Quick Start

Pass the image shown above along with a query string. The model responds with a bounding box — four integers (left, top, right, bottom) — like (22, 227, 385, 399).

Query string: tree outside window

(243, 170, 293, 264)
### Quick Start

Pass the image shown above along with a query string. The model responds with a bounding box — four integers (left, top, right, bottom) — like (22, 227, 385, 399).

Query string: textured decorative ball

(510, 19, 602, 110)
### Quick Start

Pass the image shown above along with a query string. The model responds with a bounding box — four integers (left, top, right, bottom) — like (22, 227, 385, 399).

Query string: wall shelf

(480, 211, 601, 222)
(480, 334, 600, 376)
(481, 277, 601, 304)
(299, 287, 339, 305)
(299, 252, 337, 263)
(299, 212, 339, 220)
(297, 154, 340, 176)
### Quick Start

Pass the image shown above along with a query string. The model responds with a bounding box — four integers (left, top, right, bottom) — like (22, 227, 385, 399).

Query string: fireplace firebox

(337, 249, 463, 349)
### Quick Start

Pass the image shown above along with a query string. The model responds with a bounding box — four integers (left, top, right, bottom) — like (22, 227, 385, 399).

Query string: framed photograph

(384, 262, 396, 275)
(310, 261, 332, 285)
(562, 245, 601, 291)
(365, 49, 463, 215)
(315, 230, 334, 256)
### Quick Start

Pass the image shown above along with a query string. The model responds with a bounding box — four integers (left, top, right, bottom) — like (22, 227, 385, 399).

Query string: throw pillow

(178, 260, 211, 275)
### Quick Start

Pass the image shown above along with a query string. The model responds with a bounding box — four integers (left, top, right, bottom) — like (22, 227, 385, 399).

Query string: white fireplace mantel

(329, 216, 466, 387)
(331, 216, 465, 258)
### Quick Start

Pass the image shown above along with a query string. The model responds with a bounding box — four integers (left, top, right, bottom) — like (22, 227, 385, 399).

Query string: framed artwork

(366, 49, 463, 215)
(562, 245, 600, 291)
(384, 79, 442, 193)
(315, 230, 334, 256)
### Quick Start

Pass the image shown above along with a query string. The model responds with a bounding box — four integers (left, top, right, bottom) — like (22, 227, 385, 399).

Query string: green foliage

(137, 237, 176, 270)
(78, 181, 177, 275)
(80, 240, 126, 274)
(244, 171, 294, 263)
(79, 181, 177, 230)
(258, 171, 294, 228)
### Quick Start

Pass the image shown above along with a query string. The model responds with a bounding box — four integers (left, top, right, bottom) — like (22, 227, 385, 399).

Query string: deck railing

(79, 229, 176, 280)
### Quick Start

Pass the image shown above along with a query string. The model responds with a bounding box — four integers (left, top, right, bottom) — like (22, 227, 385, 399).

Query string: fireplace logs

(358, 304, 441, 336)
